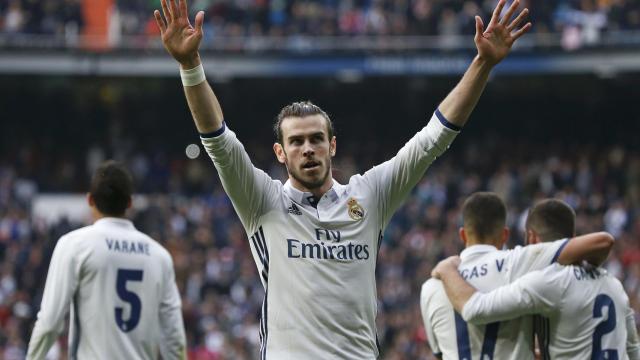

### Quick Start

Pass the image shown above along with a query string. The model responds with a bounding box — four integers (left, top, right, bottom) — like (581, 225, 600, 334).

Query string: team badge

(347, 197, 365, 221)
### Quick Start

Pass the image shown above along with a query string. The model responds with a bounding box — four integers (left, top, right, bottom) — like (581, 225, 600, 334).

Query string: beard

(286, 159, 332, 191)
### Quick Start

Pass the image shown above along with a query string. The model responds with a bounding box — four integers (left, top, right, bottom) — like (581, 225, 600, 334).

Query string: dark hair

(462, 192, 507, 243)
(90, 160, 133, 217)
(273, 101, 334, 144)
(526, 199, 576, 242)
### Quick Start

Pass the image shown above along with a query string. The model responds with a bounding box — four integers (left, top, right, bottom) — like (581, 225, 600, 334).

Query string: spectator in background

(0, 138, 639, 357)
(3, 0, 25, 33)
(2, 0, 639, 48)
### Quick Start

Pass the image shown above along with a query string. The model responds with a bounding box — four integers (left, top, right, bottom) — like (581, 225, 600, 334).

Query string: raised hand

(154, 0, 204, 68)
(475, 0, 531, 66)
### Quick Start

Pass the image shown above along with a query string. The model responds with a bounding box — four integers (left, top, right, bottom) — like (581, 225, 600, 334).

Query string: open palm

(154, 0, 204, 66)
(475, 0, 531, 66)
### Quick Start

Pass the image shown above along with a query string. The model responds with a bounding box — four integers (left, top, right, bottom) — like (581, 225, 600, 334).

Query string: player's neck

(289, 176, 334, 198)
(466, 238, 500, 249)
(91, 210, 127, 223)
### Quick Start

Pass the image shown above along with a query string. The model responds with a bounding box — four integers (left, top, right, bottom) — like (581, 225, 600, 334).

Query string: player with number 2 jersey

(460, 263, 640, 359)
(421, 193, 616, 360)
(432, 199, 640, 360)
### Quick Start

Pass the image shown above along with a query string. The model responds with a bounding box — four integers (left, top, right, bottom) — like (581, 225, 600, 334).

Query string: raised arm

(438, 0, 531, 127)
(363, 1, 531, 226)
(155, 0, 279, 231)
(154, 0, 223, 134)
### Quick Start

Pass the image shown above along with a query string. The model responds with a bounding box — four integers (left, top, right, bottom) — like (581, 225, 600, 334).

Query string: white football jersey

(420, 240, 569, 360)
(27, 218, 186, 360)
(462, 263, 640, 360)
(201, 112, 458, 359)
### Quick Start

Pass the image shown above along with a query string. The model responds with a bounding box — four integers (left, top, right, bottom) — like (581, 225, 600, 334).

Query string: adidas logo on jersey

(288, 203, 302, 215)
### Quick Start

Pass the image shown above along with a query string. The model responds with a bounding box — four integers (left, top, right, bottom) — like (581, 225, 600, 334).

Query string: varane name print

(105, 238, 151, 256)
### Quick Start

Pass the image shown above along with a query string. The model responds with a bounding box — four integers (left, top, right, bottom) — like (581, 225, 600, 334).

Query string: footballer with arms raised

(27, 161, 186, 359)
(420, 193, 616, 360)
(154, 0, 532, 358)
(433, 199, 640, 359)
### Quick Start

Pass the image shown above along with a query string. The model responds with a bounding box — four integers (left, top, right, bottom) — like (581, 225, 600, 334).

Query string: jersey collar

(94, 217, 135, 229)
(460, 244, 499, 261)
(284, 179, 346, 207)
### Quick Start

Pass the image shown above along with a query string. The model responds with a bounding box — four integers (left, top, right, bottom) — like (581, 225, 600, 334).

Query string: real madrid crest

(347, 197, 365, 221)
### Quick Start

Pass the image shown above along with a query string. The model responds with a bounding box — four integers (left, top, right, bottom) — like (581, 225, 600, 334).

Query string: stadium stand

(2, 0, 640, 36)
(0, 75, 639, 358)
(1, 1, 639, 358)
(1, 0, 639, 51)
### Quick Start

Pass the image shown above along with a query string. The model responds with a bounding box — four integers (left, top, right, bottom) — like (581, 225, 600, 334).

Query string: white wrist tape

(180, 64, 206, 86)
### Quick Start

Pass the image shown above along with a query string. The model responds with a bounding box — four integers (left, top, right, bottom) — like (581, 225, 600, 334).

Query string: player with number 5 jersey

(27, 161, 186, 360)
(421, 194, 617, 360)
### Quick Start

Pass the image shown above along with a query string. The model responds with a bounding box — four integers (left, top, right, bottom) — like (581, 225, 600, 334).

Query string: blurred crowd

(1, 0, 639, 48)
(1, 134, 639, 359)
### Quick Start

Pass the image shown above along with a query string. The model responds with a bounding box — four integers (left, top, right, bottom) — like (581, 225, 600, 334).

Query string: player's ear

(127, 197, 132, 210)
(500, 227, 510, 249)
(459, 227, 467, 247)
(273, 142, 286, 164)
(330, 136, 336, 157)
(526, 229, 536, 245)
(87, 193, 100, 221)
